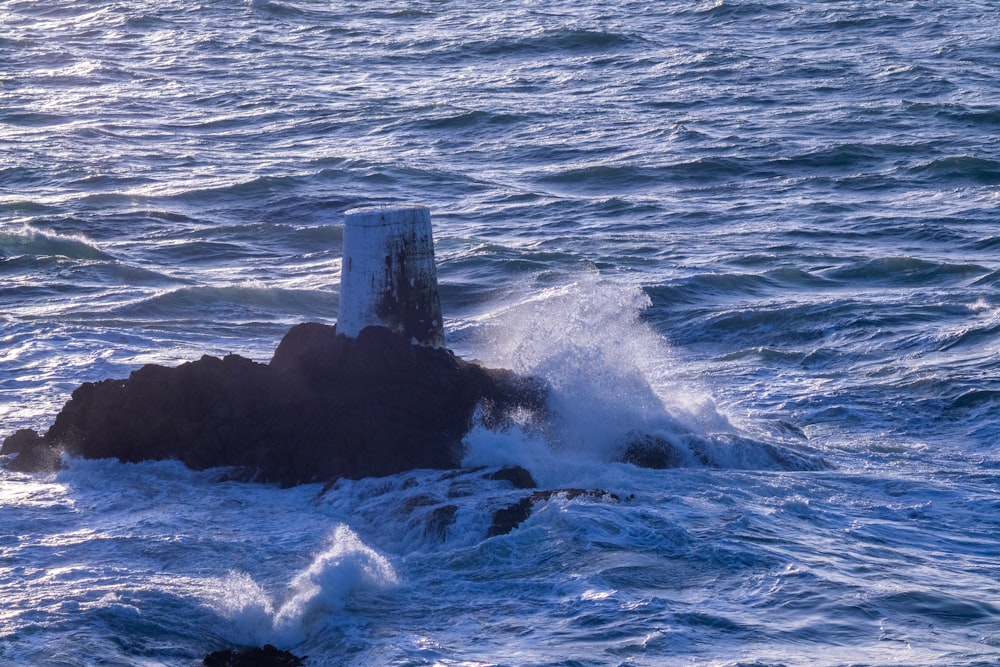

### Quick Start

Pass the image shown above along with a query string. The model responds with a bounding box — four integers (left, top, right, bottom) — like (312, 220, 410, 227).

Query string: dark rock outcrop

(204, 645, 305, 667)
(487, 489, 622, 537)
(1, 428, 64, 473)
(1, 323, 547, 486)
(483, 465, 537, 489)
(620, 432, 686, 469)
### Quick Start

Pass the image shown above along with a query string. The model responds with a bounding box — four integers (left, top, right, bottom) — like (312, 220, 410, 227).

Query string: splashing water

(461, 272, 765, 485)
(207, 525, 398, 647)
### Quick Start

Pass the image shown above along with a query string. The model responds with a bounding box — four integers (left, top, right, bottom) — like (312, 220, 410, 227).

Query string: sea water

(2, 0, 1000, 665)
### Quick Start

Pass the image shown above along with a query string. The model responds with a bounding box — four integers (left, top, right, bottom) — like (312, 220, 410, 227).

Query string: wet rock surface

(487, 488, 624, 537)
(484, 465, 538, 489)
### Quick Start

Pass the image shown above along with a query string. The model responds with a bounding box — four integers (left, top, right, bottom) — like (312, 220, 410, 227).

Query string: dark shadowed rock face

(487, 489, 625, 537)
(1, 428, 63, 473)
(204, 644, 305, 667)
(1, 323, 548, 486)
(619, 432, 686, 469)
(484, 465, 537, 489)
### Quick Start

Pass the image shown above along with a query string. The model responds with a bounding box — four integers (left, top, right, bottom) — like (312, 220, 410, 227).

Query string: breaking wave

(462, 271, 825, 487)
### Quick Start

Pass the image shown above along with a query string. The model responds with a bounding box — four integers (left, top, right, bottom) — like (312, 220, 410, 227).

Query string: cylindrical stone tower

(338, 205, 445, 347)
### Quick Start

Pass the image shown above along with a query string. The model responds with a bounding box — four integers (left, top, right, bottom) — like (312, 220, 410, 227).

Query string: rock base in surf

(1, 323, 546, 486)
(488, 487, 625, 537)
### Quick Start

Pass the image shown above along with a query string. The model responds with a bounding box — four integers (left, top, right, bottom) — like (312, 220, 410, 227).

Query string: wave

(460, 271, 825, 485)
(821, 256, 988, 287)
(686, 0, 798, 22)
(648, 268, 837, 305)
(459, 28, 647, 58)
(949, 388, 1000, 411)
(133, 221, 340, 266)
(110, 285, 335, 322)
(0, 228, 178, 302)
(415, 109, 525, 130)
(771, 141, 933, 173)
(874, 590, 1000, 624)
(972, 269, 1000, 286)
(535, 157, 759, 195)
(208, 525, 398, 647)
(905, 101, 1000, 127)
(936, 320, 1000, 354)
(0, 112, 77, 129)
(861, 221, 970, 247)
(909, 156, 1000, 185)
(172, 175, 317, 203)
(947, 107, 1000, 127)
(658, 298, 847, 348)
(0, 227, 112, 262)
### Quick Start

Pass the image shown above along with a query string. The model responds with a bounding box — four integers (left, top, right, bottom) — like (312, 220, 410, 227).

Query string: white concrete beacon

(338, 205, 445, 347)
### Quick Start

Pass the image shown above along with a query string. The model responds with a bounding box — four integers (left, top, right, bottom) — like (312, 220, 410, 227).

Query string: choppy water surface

(2, 0, 1000, 665)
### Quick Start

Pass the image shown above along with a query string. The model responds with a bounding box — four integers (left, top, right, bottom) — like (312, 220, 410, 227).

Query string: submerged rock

(487, 489, 623, 537)
(1, 323, 547, 486)
(620, 432, 687, 469)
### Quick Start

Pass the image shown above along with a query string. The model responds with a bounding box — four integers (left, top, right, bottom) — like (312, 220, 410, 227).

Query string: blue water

(3, 0, 1000, 664)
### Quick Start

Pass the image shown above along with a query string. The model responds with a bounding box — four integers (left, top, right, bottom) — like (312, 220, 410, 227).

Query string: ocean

(2, 0, 1000, 664)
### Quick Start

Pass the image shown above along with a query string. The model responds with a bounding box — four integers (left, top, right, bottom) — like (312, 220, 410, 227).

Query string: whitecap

(205, 524, 399, 646)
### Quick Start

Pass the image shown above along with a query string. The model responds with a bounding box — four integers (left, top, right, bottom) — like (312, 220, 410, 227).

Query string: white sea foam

(208, 571, 275, 646)
(207, 524, 398, 646)
(462, 271, 738, 485)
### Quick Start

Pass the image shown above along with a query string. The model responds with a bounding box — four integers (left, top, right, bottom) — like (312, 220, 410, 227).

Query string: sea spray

(273, 525, 398, 642)
(461, 271, 826, 482)
(462, 272, 728, 479)
(209, 571, 274, 647)
(207, 525, 398, 647)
